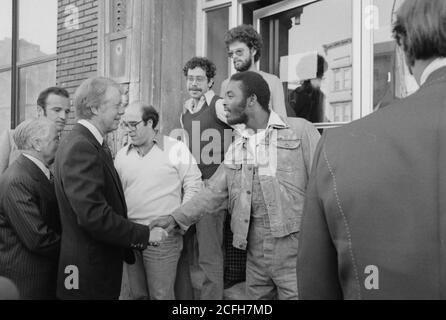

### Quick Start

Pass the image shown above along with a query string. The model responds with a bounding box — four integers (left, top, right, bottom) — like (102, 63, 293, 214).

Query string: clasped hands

(148, 215, 178, 246)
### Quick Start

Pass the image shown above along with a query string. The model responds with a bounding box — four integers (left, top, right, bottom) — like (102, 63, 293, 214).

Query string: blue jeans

(124, 233, 183, 300)
(246, 215, 299, 300)
(175, 211, 225, 300)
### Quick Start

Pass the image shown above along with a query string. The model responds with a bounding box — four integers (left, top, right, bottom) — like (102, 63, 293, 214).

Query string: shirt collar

(126, 131, 165, 155)
(239, 110, 287, 138)
(183, 90, 216, 114)
(420, 57, 446, 86)
(78, 119, 104, 145)
(22, 153, 51, 180)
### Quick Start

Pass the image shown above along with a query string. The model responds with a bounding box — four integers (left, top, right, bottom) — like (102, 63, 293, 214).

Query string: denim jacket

(172, 112, 320, 250)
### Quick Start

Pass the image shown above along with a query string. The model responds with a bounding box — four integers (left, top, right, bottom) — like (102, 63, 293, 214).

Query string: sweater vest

(182, 95, 233, 180)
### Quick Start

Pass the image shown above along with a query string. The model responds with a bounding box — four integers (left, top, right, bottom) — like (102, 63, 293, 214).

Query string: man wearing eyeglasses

(176, 57, 237, 300)
(220, 24, 288, 119)
(115, 102, 202, 300)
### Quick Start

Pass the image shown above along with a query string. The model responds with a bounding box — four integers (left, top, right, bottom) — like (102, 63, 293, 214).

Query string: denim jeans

(124, 232, 183, 300)
(246, 215, 299, 300)
(174, 211, 225, 300)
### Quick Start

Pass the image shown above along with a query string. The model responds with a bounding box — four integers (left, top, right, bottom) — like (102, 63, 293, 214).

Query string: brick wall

(57, 0, 99, 131)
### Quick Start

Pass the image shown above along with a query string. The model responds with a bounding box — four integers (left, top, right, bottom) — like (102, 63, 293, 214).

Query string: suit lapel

(74, 124, 127, 210)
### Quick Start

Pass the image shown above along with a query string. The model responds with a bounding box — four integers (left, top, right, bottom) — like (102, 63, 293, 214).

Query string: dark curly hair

(224, 24, 263, 62)
(183, 57, 217, 80)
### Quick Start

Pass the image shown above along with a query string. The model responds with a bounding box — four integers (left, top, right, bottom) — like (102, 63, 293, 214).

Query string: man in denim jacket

(152, 71, 320, 299)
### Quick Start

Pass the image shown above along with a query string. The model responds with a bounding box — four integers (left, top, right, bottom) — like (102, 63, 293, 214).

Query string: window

(370, 0, 418, 111)
(198, 0, 413, 128)
(0, 0, 57, 133)
(205, 5, 230, 94)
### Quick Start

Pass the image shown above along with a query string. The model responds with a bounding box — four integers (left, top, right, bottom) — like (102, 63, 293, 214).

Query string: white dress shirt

(78, 119, 104, 145)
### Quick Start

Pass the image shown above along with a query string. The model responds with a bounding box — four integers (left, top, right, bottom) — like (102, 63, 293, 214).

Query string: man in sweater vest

(176, 57, 236, 300)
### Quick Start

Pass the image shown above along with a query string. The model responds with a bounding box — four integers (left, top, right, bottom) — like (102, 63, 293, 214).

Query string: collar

(239, 111, 287, 138)
(126, 131, 165, 155)
(22, 153, 51, 180)
(420, 58, 446, 86)
(183, 90, 216, 114)
(78, 119, 104, 145)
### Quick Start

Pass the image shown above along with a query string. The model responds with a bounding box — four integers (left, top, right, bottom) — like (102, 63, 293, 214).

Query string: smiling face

(223, 80, 249, 126)
(228, 41, 256, 72)
(38, 93, 70, 132)
(186, 67, 212, 101)
(96, 86, 125, 135)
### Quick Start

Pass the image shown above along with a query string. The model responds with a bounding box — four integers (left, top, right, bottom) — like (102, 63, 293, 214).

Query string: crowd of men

(0, 0, 446, 300)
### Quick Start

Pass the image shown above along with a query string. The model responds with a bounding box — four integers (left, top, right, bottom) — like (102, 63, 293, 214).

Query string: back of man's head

(393, 0, 446, 67)
(13, 118, 54, 151)
(230, 71, 271, 111)
(74, 77, 119, 120)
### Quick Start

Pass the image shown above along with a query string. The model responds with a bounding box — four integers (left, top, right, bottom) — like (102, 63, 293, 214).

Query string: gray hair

(13, 118, 54, 151)
(74, 77, 121, 120)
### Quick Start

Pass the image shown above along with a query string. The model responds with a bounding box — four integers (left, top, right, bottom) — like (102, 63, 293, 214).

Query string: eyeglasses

(227, 48, 247, 58)
(121, 120, 142, 130)
(186, 76, 208, 83)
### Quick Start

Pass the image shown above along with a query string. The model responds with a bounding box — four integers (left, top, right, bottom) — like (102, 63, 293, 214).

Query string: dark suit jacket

(54, 123, 151, 300)
(297, 66, 446, 300)
(0, 155, 60, 299)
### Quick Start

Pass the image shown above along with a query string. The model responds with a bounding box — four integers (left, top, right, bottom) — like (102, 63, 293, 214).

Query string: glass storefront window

(0, 71, 11, 135)
(257, 0, 353, 124)
(206, 6, 230, 95)
(18, 60, 56, 122)
(0, 0, 12, 68)
(18, 0, 57, 62)
(372, 0, 418, 111)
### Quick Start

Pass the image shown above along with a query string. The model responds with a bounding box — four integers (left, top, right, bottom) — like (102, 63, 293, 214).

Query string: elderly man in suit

(54, 77, 153, 300)
(0, 118, 61, 299)
(297, 0, 446, 299)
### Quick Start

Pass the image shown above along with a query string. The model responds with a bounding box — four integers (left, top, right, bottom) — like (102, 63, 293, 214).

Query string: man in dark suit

(0, 118, 61, 299)
(297, 0, 446, 299)
(54, 77, 152, 300)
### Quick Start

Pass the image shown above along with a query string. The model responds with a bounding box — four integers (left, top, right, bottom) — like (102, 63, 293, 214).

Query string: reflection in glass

(206, 6, 229, 95)
(19, 0, 57, 62)
(19, 61, 56, 122)
(0, 71, 11, 134)
(259, 0, 353, 123)
(372, 0, 418, 111)
(0, 0, 12, 68)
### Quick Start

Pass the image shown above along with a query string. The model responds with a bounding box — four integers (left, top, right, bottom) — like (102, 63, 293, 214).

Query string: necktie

(102, 140, 113, 160)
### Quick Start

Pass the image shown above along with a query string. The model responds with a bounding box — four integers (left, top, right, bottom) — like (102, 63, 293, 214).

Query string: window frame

(2, 0, 58, 129)
(197, 0, 388, 130)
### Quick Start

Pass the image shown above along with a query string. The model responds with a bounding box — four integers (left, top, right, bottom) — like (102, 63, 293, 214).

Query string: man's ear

(31, 137, 42, 152)
(249, 94, 258, 105)
(90, 105, 99, 116)
(36, 106, 45, 118)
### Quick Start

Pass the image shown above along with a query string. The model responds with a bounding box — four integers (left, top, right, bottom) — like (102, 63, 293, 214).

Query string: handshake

(148, 215, 178, 246)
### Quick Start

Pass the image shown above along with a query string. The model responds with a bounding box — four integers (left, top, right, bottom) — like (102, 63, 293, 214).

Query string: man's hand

(148, 227, 169, 247)
(150, 215, 178, 233)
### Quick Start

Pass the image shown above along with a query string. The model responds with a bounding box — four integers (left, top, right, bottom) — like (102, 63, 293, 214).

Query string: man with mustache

(0, 87, 70, 174)
(177, 57, 234, 300)
(54, 77, 152, 299)
(220, 24, 288, 119)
